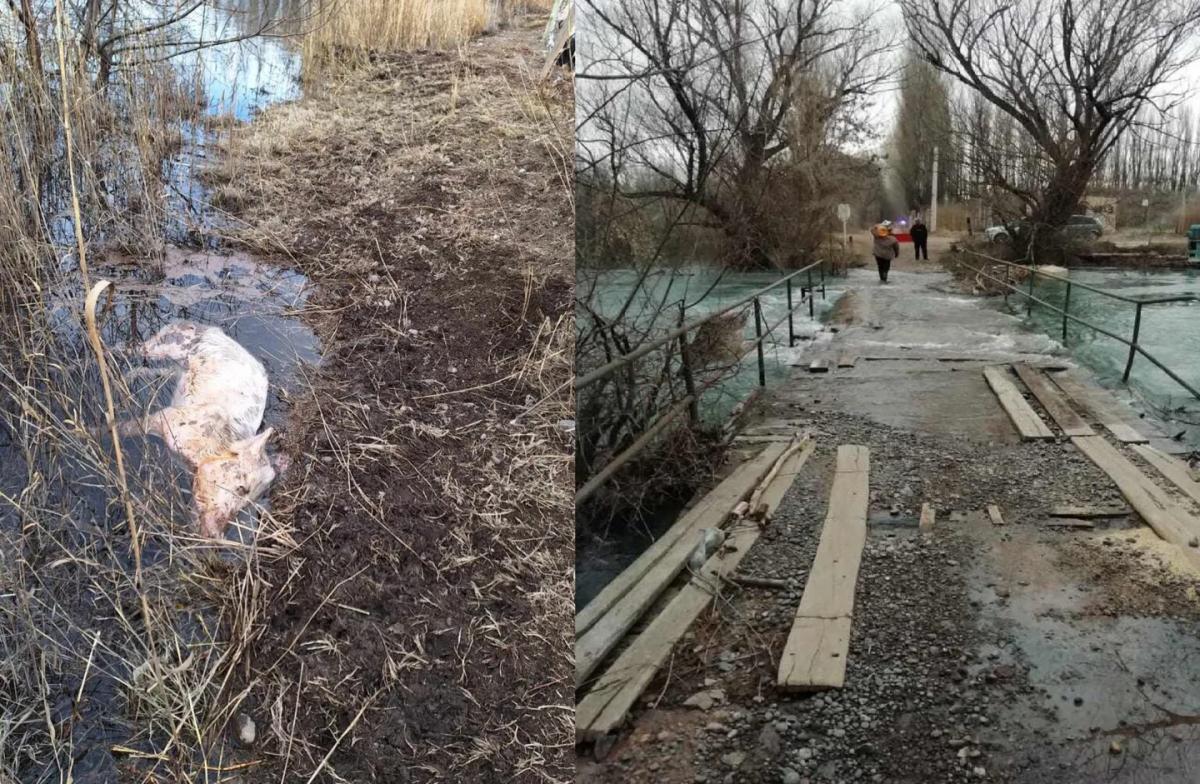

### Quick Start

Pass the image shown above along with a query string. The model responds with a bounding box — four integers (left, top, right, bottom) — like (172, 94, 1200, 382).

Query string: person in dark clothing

(872, 223, 900, 283)
(911, 216, 929, 260)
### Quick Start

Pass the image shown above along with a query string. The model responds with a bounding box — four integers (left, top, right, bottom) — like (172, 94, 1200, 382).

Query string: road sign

(836, 203, 851, 221)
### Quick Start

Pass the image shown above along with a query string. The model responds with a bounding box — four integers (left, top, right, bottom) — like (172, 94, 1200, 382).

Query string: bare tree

(578, 0, 892, 269)
(901, 0, 1200, 242)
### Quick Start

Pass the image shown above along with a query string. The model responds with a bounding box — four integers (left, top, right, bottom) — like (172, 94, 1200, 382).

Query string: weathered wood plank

(1051, 371, 1149, 444)
(1043, 518, 1095, 529)
(1132, 444, 1200, 508)
(1049, 505, 1129, 519)
(918, 503, 935, 531)
(983, 366, 1054, 440)
(575, 443, 787, 687)
(777, 445, 870, 691)
(987, 505, 1006, 526)
(1071, 436, 1200, 564)
(576, 443, 815, 740)
(1013, 363, 1094, 436)
(808, 359, 831, 373)
(837, 354, 858, 368)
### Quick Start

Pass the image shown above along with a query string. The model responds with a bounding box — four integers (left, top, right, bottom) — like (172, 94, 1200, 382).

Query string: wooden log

(918, 503, 936, 531)
(1012, 363, 1094, 437)
(777, 445, 870, 691)
(575, 443, 786, 688)
(982, 366, 1054, 440)
(1132, 444, 1200, 508)
(1071, 435, 1200, 564)
(576, 442, 815, 740)
(1051, 371, 1149, 444)
(987, 505, 1006, 526)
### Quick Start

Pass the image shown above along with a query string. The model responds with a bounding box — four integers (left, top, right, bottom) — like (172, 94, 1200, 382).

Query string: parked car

(985, 214, 1104, 244)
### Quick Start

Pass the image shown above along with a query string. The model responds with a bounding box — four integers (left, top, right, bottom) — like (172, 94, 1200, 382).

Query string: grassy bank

(207, 17, 573, 783)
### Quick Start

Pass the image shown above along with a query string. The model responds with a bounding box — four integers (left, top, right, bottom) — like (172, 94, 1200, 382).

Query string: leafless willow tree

(901, 0, 1200, 241)
(578, 0, 893, 269)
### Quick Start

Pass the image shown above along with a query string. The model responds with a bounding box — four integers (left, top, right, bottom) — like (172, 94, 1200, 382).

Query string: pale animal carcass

(112, 321, 281, 538)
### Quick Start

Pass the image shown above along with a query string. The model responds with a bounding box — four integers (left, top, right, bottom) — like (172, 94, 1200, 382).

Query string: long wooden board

(1051, 371, 1148, 444)
(575, 443, 788, 687)
(1012, 363, 1094, 437)
(1071, 436, 1200, 565)
(576, 442, 815, 740)
(777, 445, 870, 691)
(983, 366, 1054, 440)
(1132, 444, 1200, 507)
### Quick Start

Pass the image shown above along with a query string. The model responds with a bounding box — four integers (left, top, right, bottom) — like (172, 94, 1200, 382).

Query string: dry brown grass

(205, 17, 573, 783)
(302, 0, 557, 70)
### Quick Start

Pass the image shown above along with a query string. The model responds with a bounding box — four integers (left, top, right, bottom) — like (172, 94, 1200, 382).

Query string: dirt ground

(207, 19, 573, 783)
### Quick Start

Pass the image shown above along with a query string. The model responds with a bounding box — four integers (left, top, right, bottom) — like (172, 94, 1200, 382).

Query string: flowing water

(1021, 267, 1200, 444)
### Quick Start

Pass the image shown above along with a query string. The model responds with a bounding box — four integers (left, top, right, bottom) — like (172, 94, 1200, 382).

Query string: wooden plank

(1013, 363, 1094, 437)
(837, 354, 858, 368)
(576, 443, 815, 740)
(575, 443, 787, 684)
(987, 505, 1006, 526)
(777, 445, 870, 691)
(1071, 436, 1200, 563)
(1132, 444, 1200, 508)
(1051, 371, 1149, 444)
(808, 359, 831, 373)
(982, 366, 1054, 440)
(918, 503, 935, 531)
(1049, 505, 1129, 519)
(1044, 518, 1096, 529)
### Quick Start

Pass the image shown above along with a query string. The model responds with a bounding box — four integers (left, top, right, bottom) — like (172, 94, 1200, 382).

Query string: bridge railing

(956, 249, 1200, 402)
(576, 260, 831, 505)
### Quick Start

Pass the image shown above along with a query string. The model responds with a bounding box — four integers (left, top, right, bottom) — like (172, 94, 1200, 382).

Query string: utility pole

(931, 146, 940, 233)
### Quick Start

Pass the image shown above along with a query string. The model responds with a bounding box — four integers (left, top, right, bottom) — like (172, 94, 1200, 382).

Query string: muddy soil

(208, 19, 573, 784)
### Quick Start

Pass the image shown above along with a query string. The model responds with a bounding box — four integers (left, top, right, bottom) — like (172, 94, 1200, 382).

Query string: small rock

(235, 713, 256, 746)
(684, 689, 726, 711)
(781, 769, 803, 784)
(721, 751, 746, 769)
(759, 724, 782, 756)
(1110, 739, 1123, 754)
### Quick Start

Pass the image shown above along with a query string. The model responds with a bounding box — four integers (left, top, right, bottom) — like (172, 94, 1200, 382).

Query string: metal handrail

(577, 259, 826, 391)
(956, 250, 1200, 402)
(576, 259, 832, 504)
(962, 250, 1198, 306)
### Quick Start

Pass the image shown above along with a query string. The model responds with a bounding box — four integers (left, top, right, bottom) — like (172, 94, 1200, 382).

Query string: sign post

(836, 203, 851, 249)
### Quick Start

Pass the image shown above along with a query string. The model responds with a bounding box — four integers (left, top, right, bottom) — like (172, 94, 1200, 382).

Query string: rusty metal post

(1123, 302, 1143, 382)
(1027, 267, 1035, 316)
(786, 277, 795, 347)
(1061, 282, 1072, 342)
(807, 269, 815, 319)
(677, 304, 699, 423)
(754, 297, 766, 387)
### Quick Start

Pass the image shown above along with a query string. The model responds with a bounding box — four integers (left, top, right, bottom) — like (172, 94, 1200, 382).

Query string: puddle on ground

(967, 547, 1200, 782)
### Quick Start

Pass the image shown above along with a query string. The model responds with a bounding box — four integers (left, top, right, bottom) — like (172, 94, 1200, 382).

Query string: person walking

(911, 215, 929, 261)
(872, 222, 900, 283)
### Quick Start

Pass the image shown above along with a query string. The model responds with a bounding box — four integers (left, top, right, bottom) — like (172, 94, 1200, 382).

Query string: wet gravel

(581, 409, 1200, 784)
